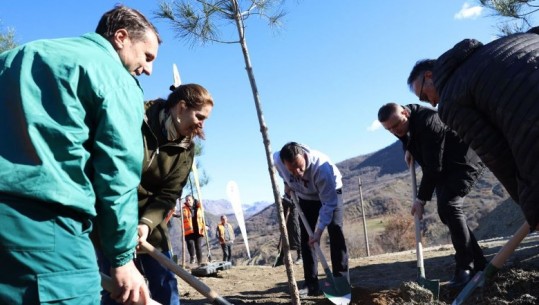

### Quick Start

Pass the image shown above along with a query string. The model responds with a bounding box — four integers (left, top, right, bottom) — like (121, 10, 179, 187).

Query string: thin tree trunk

(180, 200, 186, 267)
(231, 1, 300, 303)
(359, 177, 370, 257)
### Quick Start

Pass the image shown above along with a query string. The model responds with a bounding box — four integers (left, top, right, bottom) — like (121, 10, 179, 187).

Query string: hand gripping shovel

(410, 162, 440, 299)
(291, 193, 351, 305)
(100, 272, 162, 305)
(139, 241, 233, 305)
(452, 222, 530, 305)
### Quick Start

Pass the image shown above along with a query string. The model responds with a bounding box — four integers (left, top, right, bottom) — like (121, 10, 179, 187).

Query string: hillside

(237, 140, 513, 262)
(169, 140, 519, 267)
(166, 141, 535, 304)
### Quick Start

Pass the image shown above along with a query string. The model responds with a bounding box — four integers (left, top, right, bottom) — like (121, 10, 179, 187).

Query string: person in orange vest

(182, 194, 206, 265)
(216, 215, 235, 262)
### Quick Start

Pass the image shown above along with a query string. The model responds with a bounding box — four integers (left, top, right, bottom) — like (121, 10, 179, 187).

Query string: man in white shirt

(273, 142, 348, 297)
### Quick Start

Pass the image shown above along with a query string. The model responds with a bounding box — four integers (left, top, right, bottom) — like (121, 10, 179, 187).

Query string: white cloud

(454, 2, 483, 20)
(367, 119, 382, 132)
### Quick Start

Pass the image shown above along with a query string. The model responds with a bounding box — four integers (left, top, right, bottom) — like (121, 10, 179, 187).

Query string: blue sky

(2, 1, 502, 206)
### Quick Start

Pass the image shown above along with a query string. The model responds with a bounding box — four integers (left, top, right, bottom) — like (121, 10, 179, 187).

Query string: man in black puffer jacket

(407, 27, 539, 232)
(378, 103, 486, 288)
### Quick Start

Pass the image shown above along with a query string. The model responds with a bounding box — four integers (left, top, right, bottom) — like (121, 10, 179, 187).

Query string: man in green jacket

(0, 5, 160, 305)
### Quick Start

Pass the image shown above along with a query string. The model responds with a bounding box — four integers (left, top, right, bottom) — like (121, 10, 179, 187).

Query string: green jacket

(0, 33, 144, 267)
(139, 101, 195, 250)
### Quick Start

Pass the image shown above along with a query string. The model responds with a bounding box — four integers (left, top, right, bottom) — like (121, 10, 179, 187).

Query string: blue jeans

(98, 250, 180, 305)
(220, 243, 232, 262)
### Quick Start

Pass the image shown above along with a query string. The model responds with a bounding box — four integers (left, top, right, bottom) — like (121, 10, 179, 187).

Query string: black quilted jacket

(399, 104, 484, 202)
(433, 28, 539, 229)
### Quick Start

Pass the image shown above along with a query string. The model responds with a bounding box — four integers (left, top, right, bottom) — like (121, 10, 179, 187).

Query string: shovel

(451, 222, 530, 305)
(291, 193, 351, 305)
(410, 161, 440, 299)
(273, 207, 291, 267)
(139, 240, 233, 305)
(100, 272, 162, 305)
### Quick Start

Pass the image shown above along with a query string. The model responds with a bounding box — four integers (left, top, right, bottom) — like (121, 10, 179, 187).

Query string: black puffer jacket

(399, 104, 483, 202)
(433, 28, 539, 229)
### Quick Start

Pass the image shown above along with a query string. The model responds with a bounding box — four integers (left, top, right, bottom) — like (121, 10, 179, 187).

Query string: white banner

(226, 180, 251, 259)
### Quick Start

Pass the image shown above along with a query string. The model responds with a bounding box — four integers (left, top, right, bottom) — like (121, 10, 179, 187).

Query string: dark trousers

(185, 234, 203, 264)
(436, 186, 486, 271)
(220, 243, 233, 262)
(283, 203, 301, 251)
(98, 250, 180, 305)
(298, 198, 348, 288)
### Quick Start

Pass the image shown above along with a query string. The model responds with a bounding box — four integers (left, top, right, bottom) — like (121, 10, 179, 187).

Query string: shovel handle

(139, 241, 233, 305)
(491, 222, 530, 269)
(290, 193, 333, 275)
(452, 221, 530, 305)
(100, 272, 162, 305)
(410, 161, 426, 277)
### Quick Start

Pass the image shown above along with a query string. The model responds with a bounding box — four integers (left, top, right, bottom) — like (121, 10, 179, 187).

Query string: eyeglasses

(418, 75, 428, 102)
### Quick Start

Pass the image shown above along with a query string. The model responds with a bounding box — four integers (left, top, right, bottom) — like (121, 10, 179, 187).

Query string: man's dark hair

(407, 59, 435, 90)
(378, 103, 400, 123)
(279, 142, 305, 163)
(96, 5, 162, 44)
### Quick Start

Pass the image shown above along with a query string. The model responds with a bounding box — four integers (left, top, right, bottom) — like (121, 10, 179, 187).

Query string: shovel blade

(273, 253, 284, 267)
(417, 276, 440, 300)
(451, 271, 485, 305)
(321, 276, 351, 305)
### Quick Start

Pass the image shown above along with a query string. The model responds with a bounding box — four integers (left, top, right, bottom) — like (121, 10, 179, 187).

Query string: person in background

(378, 103, 487, 288)
(273, 142, 348, 297)
(182, 194, 207, 266)
(0, 5, 160, 305)
(216, 215, 235, 262)
(100, 84, 213, 304)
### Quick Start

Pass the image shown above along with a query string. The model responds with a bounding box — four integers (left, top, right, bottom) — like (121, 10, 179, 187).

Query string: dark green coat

(139, 100, 195, 250)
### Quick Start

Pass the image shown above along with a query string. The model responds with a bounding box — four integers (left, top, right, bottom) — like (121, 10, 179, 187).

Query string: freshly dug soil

(177, 232, 539, 304)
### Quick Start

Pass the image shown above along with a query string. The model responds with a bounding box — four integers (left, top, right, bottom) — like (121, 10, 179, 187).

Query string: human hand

(405, 150, 413, 168)
(137, 224, 150, 242)
(284, 185, 291, 197)
(136, 225, 150, 251)
(308, 229, 323, 247)
(410, 199, 425, 220)
(110, 260, 150, 305)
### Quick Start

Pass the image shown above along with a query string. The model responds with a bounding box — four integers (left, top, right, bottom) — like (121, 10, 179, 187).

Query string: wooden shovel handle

(491, 222, 530, 269)
(139, 241, 233, 305)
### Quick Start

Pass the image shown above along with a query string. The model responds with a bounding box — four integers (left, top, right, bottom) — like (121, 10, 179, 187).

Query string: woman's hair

(165, 83, 213, 111)
(96, 5, 162, 44)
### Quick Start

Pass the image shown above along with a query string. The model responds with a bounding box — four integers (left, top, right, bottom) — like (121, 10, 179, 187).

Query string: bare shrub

(375, 214, 415, 253)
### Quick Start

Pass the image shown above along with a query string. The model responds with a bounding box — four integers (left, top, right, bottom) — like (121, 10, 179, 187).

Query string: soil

(176, 232, 539, 305)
